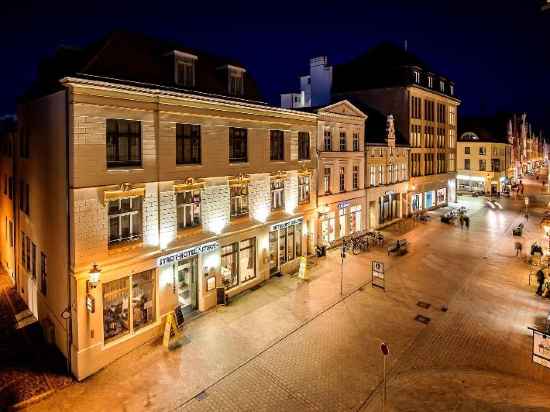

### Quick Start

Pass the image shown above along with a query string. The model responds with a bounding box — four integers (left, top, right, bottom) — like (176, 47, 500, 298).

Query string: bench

(387, 239, 408, 256)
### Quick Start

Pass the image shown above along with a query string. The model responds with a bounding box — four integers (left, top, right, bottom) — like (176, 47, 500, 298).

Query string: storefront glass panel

(339, 208, 347, 239)
(412, 194, 422, 212)
(239, 238, 256, 283)
(424, 191, 435, 209)
(176, 258, 198, 313)
(321, 212, 335, 244)
(295, 223, 302, 257)
(221, 243, 239, 290)
(437, 188, 447, 204)
(350, 205, 361, 233)
(269, 231, 278, 274)
(132, 270, 155, 331)
(103, 277, 130, 343)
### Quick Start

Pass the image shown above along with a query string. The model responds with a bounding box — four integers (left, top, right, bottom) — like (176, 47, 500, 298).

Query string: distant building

(457, 116, 512, 194)
(281, 56, 332, 109)
(332, 43, 460, 212)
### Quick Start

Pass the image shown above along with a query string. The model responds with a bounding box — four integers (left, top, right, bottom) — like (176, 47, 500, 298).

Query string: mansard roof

(332, 42, 456, 99)
(22, 31, 263, 104)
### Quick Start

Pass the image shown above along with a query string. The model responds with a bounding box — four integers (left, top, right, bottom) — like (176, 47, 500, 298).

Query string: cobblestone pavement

(24, 174, 550, 412)
(0, 272, 73, 410)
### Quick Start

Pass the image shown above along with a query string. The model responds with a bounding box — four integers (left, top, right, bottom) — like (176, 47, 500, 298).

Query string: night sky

(2, 0, 549, 133)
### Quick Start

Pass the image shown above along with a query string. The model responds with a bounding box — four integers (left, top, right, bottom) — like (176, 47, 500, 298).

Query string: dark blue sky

(2, 0, 549, 132)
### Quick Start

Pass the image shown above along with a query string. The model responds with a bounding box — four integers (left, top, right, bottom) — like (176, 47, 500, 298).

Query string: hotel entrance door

(175, 257, 198, 315)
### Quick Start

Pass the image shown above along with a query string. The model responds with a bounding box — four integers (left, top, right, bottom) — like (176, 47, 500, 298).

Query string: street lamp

(88, 263, 101, 290)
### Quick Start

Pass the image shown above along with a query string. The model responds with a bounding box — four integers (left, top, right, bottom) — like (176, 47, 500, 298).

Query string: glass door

(269, 231, 278, 275)
(176, 258, 198, 314)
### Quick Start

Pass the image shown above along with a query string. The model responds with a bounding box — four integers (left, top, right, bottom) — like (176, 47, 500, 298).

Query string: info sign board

(372, 261, 385, 290)
(529, 327, 550, 368)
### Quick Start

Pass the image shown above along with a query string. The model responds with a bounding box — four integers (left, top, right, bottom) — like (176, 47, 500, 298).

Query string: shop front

(411, 193, 423, 213)
(379, 193, 399, 225)
(457, 175, 485, 193)
(269, 217, 304, 275)
(436, 188, 447, 205)
(318, 198, 364, 245)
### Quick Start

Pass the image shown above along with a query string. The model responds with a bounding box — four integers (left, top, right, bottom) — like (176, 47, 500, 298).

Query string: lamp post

(340, 242, 346, 296)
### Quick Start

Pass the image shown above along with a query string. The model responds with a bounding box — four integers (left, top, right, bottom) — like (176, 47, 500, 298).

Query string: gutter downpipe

(64, 87, 73, 376)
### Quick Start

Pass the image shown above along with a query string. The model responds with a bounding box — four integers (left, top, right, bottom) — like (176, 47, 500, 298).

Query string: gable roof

(316, 100, 367, 119)
(22, 31, 263, 104)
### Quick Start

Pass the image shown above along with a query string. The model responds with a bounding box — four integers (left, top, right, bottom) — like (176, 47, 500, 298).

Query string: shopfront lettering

(337, 201, 350, 209)
(270, 217, 303, 232)
(157, 241, 219, 267)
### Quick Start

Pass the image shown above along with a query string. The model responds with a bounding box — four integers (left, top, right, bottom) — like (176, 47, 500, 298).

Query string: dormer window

(449, 84, 454, 96)
(427, 76, 433, 88)
(439, 80, 445, 92)
(174, 51, 197, 88)
(228, 66, 245, 96)
(414, 70, 420, 83)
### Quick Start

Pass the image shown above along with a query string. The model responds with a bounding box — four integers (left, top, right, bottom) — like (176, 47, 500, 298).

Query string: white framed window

(352, 132, 360, 151)
(176, 58, 196, 88)
(339, 167, 345, 192)
(177, 190, 201, 229)
(339, 132, 346, 151)
(378, 165, 384, 185)
(108, 197, 143, 245)
(228, 67, 245, 96)
(230, 184, 248, 217)
(439, 80, 445, 92)
(298, 175, 310, 204)
(352, 166, 359, 190)
(428, 76, 433, 88)
(323, 167, 331, 194)
(414, 71, 420, 83)
(271, 179, 284, 210)
(370, 166, 376, 186)
(324, 130, 332, 151)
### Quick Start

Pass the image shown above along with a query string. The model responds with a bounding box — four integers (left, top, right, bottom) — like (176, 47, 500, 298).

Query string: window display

(103, 277, 130, 343)
(221, 243, 238, 290)
(350, 205, 361, 233)
(321, 212, 336, 244)
(132, 270, 155, 331)
(295, 223, 303, 257)
(239, 238, 256, 283)
(339, 207, 347, 239)
(437, 188, 447, 204)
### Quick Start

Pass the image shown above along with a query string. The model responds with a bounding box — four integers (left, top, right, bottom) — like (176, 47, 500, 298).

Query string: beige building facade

(13, 76, 318, 380)
(365, 115, 410, 229)
(314, 101, 367, 246)
(457, 134, 512, 194)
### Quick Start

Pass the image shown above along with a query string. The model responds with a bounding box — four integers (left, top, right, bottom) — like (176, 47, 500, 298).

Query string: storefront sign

(157, 241, 219, 267)
(372, 261, 385, 290)
(270, 217, 303, 232)
(86, 294, 95, 313)
(529, 327, 550, 368)
(337, 201, 350, 209)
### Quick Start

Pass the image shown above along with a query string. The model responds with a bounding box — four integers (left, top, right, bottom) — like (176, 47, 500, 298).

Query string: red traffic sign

(380, 342, 389, 356)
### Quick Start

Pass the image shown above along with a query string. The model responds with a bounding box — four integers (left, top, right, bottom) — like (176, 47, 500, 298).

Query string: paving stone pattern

(22, 183, 550, 411)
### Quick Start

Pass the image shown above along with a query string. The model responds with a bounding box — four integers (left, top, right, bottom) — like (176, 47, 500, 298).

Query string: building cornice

(60, 76, 318, 121)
